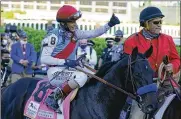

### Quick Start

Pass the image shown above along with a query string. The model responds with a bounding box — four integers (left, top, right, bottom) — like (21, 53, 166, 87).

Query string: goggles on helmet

(67, 11, 82, 21)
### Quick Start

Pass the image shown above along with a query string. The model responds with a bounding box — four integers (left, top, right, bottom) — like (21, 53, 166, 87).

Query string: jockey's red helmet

(56, 5, 82, 22)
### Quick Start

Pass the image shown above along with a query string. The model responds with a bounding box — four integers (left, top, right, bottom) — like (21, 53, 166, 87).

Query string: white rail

(3, 19, 180, 38)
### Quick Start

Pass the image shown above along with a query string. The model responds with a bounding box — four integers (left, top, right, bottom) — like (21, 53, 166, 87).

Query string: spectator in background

(5, 24, 19, 47)
(4, 24, 11, 33)
(87, 40, 95, 47)
(46, 24, 54, 34)
(111, 30, 124, 62)
(1, 33, 11, 50)
(46, 21, 54, 34)
(1, 49, 11, 88)
(10, 30, 37, 84)
(32, 51, 47, 79)
(76, 39, 97, 69)
(12, 29, 20, 42)
(98, 37, 114, 69)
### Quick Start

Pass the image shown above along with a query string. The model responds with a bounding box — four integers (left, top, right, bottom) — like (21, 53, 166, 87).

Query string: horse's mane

(87, 54, 129, 85)
(96, 61, 116, 77)
(90, 53, 147, 86)
(86, 61, 116, 85)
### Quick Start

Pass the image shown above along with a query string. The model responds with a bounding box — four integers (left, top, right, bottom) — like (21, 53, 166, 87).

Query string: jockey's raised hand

(108, 13, 120, 27)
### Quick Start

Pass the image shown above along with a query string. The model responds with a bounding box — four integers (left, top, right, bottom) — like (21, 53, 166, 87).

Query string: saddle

(24, 80, 78, 119)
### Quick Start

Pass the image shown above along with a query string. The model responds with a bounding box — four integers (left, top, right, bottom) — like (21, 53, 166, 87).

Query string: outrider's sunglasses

(152, 20, 162, 25)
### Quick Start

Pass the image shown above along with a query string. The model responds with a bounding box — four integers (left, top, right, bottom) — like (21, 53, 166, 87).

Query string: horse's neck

(75, 71, 127, 119)
(71, 58, 130, 119)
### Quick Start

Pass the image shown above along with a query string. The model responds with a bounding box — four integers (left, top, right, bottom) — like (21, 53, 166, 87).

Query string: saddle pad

(154, 94, 176, 119)
(62, 88, 78, 119)
(24, 80, 79, 119)
(24, 80, 58, 119)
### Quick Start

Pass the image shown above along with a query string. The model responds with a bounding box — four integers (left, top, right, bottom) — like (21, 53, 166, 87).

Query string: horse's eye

(134, 73, 140, 76)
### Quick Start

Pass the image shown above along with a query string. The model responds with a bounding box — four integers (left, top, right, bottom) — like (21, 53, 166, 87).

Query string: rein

(158, 61, 181, 100)
(77, 56, 148, 101)
(126, 56, 149, 92)
(76, 66, 137, 100)
(158, 62, 180, 87)
(83, 64, 97, 73)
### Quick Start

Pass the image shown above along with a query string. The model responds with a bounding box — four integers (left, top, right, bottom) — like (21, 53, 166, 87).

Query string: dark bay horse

(162, 98, 181, 119)
(154, 55, 181, 119)
(2, 47, 158, 119)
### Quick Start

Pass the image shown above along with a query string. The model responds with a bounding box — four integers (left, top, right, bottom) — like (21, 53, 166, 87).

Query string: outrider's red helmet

(56, 5, 82, 22)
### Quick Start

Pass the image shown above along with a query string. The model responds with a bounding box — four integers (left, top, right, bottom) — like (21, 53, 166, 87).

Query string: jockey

(123, 6, 180, 102)
(40, 5, 120, 111)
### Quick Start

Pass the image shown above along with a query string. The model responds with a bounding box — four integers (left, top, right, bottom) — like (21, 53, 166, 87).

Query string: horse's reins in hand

(159, 56, 181, 100)
(158, 62, 180, 87)
(76, 66, 137, 100)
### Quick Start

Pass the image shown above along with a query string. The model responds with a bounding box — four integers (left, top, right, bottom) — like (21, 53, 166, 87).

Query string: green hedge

(0, 26, 180, 57)
(0, 26, 46, 52)
(23, 27, 46, 52)
(176, 46, 180, 55)
(90, 38, 106, 58)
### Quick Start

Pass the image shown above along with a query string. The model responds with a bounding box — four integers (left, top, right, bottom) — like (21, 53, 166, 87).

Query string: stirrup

(54, 88, 64, 100)
(45, 95, 59, 111)
(45, 88, 64, 111)
(56, 108, 62, 114)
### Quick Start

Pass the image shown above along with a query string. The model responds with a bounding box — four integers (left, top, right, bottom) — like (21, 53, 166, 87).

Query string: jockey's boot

(45, 84, 73, 112)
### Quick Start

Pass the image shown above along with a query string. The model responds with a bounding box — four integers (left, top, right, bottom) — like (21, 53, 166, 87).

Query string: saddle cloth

(154, 94, 176, 119)
(129, 94, 176, 119)
(24, 80, 78, 119)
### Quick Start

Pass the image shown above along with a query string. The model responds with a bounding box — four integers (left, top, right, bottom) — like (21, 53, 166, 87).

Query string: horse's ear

(131, 47, 138, 61)
(144, 45, 153, 58)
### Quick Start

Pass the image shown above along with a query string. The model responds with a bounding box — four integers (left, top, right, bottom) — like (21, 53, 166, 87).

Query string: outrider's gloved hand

(108, 13, 120, 27)
(157, 80, 173, 103)
(64, 59, 78, 68)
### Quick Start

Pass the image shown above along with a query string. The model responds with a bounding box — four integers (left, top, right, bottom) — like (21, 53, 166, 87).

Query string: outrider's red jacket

(124, 31, 180, 74)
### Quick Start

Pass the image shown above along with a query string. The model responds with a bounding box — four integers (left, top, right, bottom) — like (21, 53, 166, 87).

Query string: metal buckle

(136, 95, 143, 103)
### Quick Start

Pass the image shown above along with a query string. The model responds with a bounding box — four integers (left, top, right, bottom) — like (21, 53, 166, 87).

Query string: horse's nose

(146, 104, 155, 113)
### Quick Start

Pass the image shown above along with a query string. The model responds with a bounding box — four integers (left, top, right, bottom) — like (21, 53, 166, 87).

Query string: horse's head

(129, 46, 158, 114)
(113, 46, 158, 114)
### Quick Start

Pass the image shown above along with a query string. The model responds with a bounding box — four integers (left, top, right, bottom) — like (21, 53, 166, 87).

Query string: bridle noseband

(125, 55, 148, 103)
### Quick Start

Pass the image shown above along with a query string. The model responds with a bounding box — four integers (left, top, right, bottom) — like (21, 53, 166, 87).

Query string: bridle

(35, 54, 150, 105)
(78, 54, 149, 104)
(125, 55, 149, 101)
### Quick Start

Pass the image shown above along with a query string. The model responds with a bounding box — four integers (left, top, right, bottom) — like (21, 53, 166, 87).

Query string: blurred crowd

(1, 24, 124, 88)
